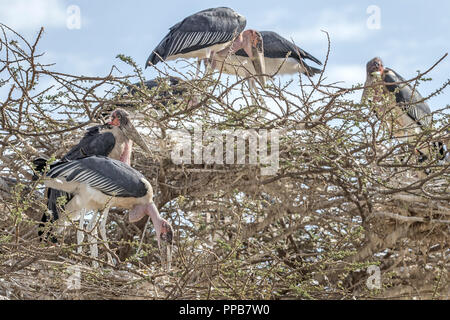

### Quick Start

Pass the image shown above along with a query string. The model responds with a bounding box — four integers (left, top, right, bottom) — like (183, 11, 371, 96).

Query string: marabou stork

(125, 77, 185, 96)
(35, 109, 151, 243)
(37, 156, 173, 269)
(361, 57, 447, 164)
(114, 76, 198, 114)
(146, 7, 266, 84)
(213, 30, 322, 79)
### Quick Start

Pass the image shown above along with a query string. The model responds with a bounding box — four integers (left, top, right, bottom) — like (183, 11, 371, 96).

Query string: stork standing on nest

(36, 156, 173, 269)
(361, 57, 447, 167)
(35, 109, 151, 247)
(146, 7, 266, 84)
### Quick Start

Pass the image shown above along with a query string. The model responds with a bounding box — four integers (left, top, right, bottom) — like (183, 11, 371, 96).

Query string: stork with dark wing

(362, 57, 447, 164)
(34, 109, 151, 242)
(111, 76, 198, 116)
(146, 7, 266, 83)
(214, 30, 322, 78)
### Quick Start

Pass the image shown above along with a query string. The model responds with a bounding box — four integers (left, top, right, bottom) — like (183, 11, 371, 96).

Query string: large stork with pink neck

(35, 109, 151, 243)
(146, 7, 266, 84)
(36, 156, 173, 269)
(362, 57, 448, 166)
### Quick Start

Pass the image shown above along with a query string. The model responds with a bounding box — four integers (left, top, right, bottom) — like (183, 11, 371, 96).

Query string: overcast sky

(1, 0, 449, 110)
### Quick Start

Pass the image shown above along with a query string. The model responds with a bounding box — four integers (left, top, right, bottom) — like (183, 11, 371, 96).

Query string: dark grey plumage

(108, 77, 189, 114)
(126, 77, 183, 96)
(35, 108, 152, 242)
(362, 57, 447, 165)
(235, 31, 322, 75)
(36, 124, 117, 240)
(64, 125, 116, 159)
(383, 68, 432, 127)
(146, 7, 246, 66)
(47, 156, 148, 198)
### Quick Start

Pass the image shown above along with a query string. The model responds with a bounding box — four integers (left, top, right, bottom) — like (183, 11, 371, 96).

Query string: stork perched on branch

(125, 77, 184, 95)
(362, 57, 447, 164)
(113, 76, 198, 115)
(36, 156, 173, 269)
(35, 109, 151, 242)
(213, 30, 322, 79)
(146, 7, 266, 84)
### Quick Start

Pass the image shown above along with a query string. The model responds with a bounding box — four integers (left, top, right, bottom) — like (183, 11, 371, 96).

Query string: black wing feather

(114, 77, 187, 109)
(262, 31, 322, 65)
(235, 31, 322, 66)
(383, 68, 432, 127)
(126, 76, 183, 95)
(63, 125, 116, 160)
(38, 126, 117, 241)
(38, 125, 115, 237)
(47, 156, 148, 198)
(147, 7, 246, 66)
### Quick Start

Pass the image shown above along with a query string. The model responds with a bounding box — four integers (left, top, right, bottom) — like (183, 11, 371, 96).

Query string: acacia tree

(0, 25, 449, 299)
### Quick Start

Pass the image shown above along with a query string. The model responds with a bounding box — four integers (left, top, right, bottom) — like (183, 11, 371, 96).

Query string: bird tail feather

(32, 157, 49, 181)
(38, 188, 72, 242)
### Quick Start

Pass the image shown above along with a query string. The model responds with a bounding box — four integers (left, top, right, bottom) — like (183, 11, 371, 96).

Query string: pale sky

(1, 0, 449, 110)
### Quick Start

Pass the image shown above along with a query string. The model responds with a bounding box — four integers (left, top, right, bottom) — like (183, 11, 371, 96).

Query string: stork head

(129, 201, 174, 270)
(241, 29, 266, 84)
(367, 57, 384, 76)
(108, 109, 151, 154)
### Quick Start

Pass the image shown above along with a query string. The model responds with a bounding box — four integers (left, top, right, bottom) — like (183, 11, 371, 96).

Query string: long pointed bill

(147, 202, 173, 271)
(243, 33, 266, 85)
(159, 237, 173, 271)
(251, 46, 266, 84)
(121, 121, 151, 154)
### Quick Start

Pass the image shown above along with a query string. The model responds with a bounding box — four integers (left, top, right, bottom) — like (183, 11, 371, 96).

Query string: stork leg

(53, 193, 83, 239)
(198, 49, 216, 76)
(195, 58, 202, 78)
(195, 57, 211, 78)
(77, 208, 86, 255)
(99, 205, 114, 266)
(87, 210, 99, 268)
(207, 51, 216, 71)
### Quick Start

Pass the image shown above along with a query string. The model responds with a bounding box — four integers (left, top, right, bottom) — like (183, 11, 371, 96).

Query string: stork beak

(121, 121, 151, 154)
(159, 236, 173, 271)
(249, 32, 266, 84)
(159, 218, 173, 271)
(147, 203, 173, 271)
(251, 47, 266, 84)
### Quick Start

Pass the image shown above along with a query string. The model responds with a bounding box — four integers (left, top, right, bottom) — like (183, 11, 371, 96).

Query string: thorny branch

(0, 25, 449, 300)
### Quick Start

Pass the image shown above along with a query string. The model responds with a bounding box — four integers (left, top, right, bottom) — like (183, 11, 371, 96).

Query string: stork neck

(120, 140, 133, 165)
(145, 202, 163, 235)
(217, 32, 243, 58)
(230, 32, 244, 53)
